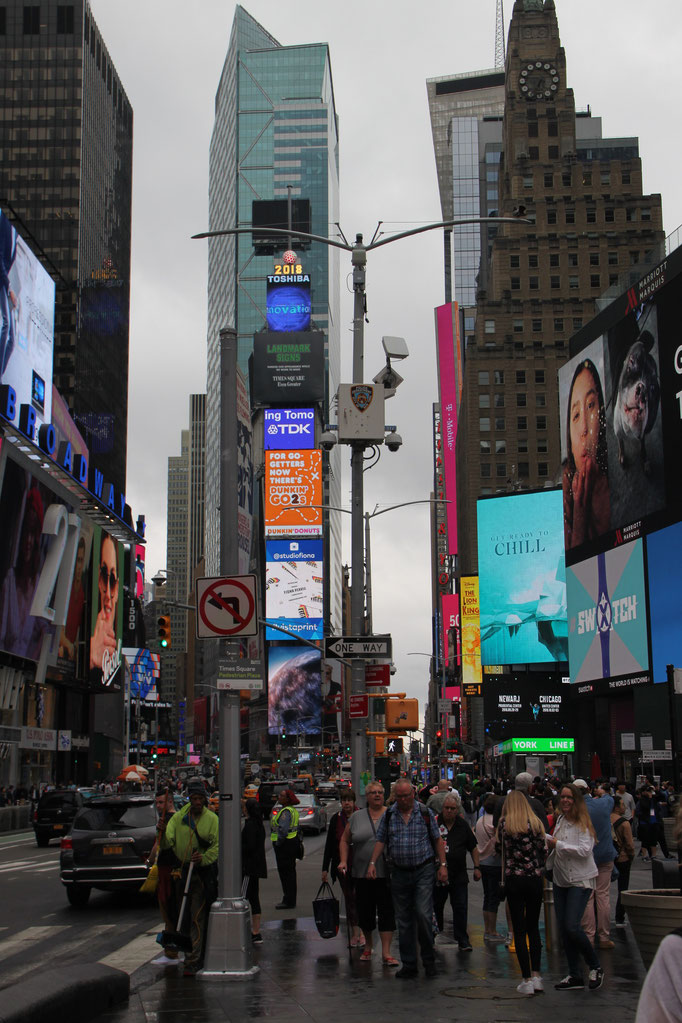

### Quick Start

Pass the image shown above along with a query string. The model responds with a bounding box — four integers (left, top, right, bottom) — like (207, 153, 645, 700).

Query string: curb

(0, 963, 129, 1023)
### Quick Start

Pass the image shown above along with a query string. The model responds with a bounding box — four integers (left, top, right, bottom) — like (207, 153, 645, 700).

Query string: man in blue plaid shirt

(367, 779, 447, 977)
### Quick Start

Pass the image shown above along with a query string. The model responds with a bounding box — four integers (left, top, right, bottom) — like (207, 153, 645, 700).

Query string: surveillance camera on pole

(384, 430, 403, 453)
(320, 429, 338, 452)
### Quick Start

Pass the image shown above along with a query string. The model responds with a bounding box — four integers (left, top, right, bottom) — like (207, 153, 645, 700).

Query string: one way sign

(324, 635, 392, 659)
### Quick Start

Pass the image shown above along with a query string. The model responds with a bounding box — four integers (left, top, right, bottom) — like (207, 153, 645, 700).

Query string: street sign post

(365, 663, 391, 687)
(325, 635, 392, 659)
(349, 694, 369, 718)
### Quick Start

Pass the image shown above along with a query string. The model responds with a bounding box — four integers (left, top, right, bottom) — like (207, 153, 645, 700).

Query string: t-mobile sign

(263, 408, 315, 450)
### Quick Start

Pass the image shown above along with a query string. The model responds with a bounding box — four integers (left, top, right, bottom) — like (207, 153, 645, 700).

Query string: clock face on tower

(519, 61, 559, 101)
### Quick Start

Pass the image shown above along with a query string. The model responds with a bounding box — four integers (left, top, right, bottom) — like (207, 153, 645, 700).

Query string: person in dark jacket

(493, 772, 549, 831)
(242, 799, 267, 943)
(322, 788, 362, 945)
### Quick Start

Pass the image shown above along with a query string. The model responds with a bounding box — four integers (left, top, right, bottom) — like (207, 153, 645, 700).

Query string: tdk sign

(264, 408, 315, 450)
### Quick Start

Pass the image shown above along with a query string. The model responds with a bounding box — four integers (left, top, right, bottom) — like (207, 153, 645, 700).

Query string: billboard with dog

(559, 243, 682, 566)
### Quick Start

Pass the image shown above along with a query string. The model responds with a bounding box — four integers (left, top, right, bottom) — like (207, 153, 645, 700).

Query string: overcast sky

(90, 0, 682, 710)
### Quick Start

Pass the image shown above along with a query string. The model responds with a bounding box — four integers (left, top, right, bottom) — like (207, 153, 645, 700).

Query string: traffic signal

(435, 729, 443, 749)
(386, 737, 403, 755)
(157, 614, 171, 648)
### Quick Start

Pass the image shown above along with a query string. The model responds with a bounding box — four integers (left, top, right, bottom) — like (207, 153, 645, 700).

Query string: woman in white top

(546, 782, 603, 992)
(474, 794, 504, 940)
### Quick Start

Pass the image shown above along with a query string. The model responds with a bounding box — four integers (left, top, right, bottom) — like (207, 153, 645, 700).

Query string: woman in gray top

(339, 780, 397, 965)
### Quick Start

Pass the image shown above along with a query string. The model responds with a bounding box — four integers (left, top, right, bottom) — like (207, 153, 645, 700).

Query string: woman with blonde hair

(545, 782, 602, 992)
(497, 789, 547, 995)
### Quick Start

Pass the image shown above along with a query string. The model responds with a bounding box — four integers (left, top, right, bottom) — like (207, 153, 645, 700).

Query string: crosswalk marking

(0, 925, 70, 964)
(0, 924, 119, 988)
(99, 928, 160, 973)
(0, 858, 55, 874)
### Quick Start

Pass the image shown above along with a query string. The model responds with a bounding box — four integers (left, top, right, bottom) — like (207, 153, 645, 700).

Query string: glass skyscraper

(206, 6, 342, 630)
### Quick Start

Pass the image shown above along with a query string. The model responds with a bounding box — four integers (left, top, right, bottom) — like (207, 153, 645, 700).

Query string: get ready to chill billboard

(566, 538, 650, 687)
(477, 489, 567, 666)
(264, 450, 322, 537)
(265, 539, 323, 641)
(0, 208, 56, 427)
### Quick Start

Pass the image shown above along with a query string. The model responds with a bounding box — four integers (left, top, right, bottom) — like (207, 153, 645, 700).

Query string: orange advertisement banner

(460, 576, 482, 688)
(264, 450, 322, 537)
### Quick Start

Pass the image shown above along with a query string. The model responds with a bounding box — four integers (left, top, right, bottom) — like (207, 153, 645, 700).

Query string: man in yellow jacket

(166, 777, 219, 975)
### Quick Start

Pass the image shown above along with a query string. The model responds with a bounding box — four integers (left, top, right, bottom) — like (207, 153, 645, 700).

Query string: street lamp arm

(368, 498, 450, 520)
(365, 217, 534, 251)
(191, 225, 353, 252)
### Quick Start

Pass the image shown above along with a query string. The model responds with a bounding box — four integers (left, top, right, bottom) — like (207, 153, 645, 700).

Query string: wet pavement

(92, 837, 653, 1023)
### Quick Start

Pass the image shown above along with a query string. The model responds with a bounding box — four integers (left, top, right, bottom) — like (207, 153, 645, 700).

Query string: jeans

(554, 884, 600, 979)
(581, 861, 613, 944)
(390, 861, 436, 968)
(615, 859, 632, 923)
(434, 880, 469, 944)
(481, 864, 502, 913)
(505, 875, 543, 978)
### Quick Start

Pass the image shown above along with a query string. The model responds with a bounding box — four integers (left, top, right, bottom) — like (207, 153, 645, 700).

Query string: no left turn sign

(195, 575, 258, 638)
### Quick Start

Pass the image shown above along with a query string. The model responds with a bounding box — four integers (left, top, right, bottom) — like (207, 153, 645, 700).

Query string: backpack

(611, 816, 627, 856)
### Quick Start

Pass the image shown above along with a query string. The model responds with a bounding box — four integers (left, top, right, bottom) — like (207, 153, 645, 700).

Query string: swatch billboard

(559, 243, 682, 565)
(265, 539, 323, 641)
(477, 490, 567, 666)
(0, 209, 56, 428)
(566, 539, 649, 687)
(268, 644, 322, 736)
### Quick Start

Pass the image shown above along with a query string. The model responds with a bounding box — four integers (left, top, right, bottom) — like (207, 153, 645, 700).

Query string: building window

(494, 393, 505, 408)
(511, 276, 521, 291)
(622, 171, 631, 185)
(529, 147, 539, 160)
(529, 276, 539, 290)
(548, 145, 559, 158)
(582, 171, 592, 185)
(548, 121, 558, 137)
(550, 276, 560, 289)
(518, 461, 530, 477)
(550, 254, 559, 268)
(569, 275, 579, 289)
(554, 318, 564, 332)
(536, 416, 547, 431)
(480, 418, 490, 432)
(547, 210, 557, 225)
(494, 370, 505, 384)
(565, 208, 576, 224)
(568, 253, 578, 267)
(532, 319, 542, 332)
(608, 251, 618, 266)
(528, 122, 539, 138)
(544, 173, 554, 188)
(479, 394, 490, 408)
(589, 253, 600, 266)
(537, 393, 546, 407)
(630, 251, 640, 265)
(513, 320, 523, 334)
(609, 274, 619, 286)
(641, 207, 652, 221)
(562, 172, 572, 186)
(573, 318, 583, 331)
(528, 254, 539, 268)
(484, 319, 495, 334)
(537, 438, 548, 453)
(57, 5, 75, 33)
(535, 370, 545, 384)
(495, 417, 506, 431)
(517, 393, 527, 408)
(480, 440, 491, 455)
(516, 370, 526, 384)
(523, 175, 533, 188)
(538, 462, 549, 477)
(600, 171, 611, 185)
(626, 208, 635, 222)
(518, 439, 528, 453)
(478, 371, 490, 385)
(481, 464, 491, 478)
(510, 255, 520, 268)
(496, 440, 507, 454)
(23, 5, 40, 33)
(586, 207, 596, 223)
(605, 208, 615, 222)
(496, 462, 507, 478)
(590, 274, 601, 288)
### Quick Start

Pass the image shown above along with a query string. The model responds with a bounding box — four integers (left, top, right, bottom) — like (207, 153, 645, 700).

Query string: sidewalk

(91, 835, 652, 1023)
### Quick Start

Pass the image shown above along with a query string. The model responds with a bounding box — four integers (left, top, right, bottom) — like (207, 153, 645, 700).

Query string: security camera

(320, 430, 338, 452)
(390, 663, 397, 675)
(385, 432, 403, 452)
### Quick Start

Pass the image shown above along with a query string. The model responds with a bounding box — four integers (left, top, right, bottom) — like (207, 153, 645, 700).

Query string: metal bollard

(543, 877, 556, 952)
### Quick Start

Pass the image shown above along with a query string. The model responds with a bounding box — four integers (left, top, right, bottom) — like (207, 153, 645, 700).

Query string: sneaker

(517, 980, 535, 995)
(458, 943, 473, 952)
(505, 933, 513, 947)
(484, 932, 506, 942)
(532, 976, 544, 992)
(588, 968, 604, 990)
(555, 976, 585, 990)
(395, 966, 418, 979)
(251, 933, 263, 944)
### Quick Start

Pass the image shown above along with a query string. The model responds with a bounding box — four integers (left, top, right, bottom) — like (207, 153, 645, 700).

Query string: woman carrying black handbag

(242, 799, 267, 944)
(321, 788, 363, 946)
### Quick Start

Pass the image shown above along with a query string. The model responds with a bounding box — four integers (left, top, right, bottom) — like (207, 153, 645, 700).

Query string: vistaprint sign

(567, 539, 650, 685)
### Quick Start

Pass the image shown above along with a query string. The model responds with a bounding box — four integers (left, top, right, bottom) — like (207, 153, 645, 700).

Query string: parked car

(59, 794, 156, 907)
(33, 789, 86, 847)
(271, 792, 327, 834)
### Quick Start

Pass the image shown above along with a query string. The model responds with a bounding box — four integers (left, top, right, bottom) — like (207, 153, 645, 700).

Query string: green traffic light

(160, 638, 168, 648)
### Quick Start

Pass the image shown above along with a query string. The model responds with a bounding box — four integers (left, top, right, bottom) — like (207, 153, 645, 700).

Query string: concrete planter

(621, 889, 682, 968)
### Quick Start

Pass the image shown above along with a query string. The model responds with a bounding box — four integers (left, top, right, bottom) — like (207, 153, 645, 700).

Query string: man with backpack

(367, 780, 447, 978)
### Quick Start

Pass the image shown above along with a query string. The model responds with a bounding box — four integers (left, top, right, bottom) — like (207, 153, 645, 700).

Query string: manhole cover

(442, 986, 524, 1000)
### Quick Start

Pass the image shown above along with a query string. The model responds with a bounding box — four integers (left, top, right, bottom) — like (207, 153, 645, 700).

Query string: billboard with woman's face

(89, 527, 124, 689)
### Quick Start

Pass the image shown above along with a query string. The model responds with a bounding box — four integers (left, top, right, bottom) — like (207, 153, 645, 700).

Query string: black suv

(33, 789, 85, 847)
(60, 794, 156, 907)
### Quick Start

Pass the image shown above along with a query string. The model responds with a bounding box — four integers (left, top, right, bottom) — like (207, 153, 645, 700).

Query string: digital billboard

(483, 673, 573, 741)
(263, 408, 315, 451)
(647, 522, 682, 684)
(566, 539, 649, 686)
(560, 244, 682, 564)
(0, 209, 55, 428)
(268, 644, 322, 735)
(89, 526, 124, 689)
(236, 368, 253, 574)
(264, 450, 322, 537)
(442, 592, 460, 668)
(435, 302, 462, 556)
(266, 277, 311, 332)
(460, 576, 482, 689)
(252, 331, 325, 405)
(477, 490, 567, 666)
(125, 648, 161, 701)
(265, 539, 323, 641)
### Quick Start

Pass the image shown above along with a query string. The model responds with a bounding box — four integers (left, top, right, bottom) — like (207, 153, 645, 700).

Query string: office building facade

(0, 1, 133, 493)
